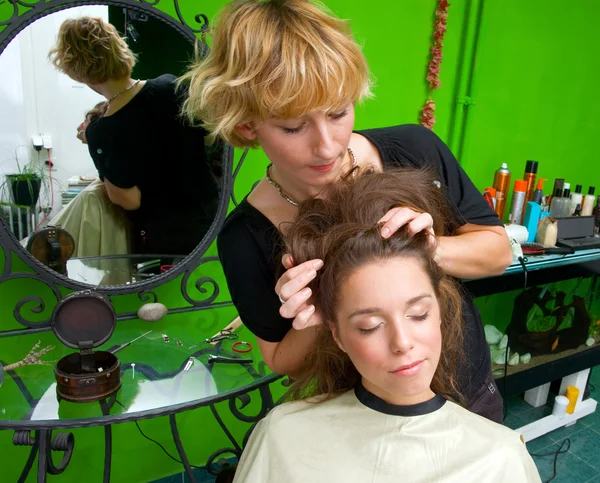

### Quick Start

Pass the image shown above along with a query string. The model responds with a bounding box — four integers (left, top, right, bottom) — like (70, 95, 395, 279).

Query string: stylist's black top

(86, 74, 219, 255)
(217, 124, 502, 399)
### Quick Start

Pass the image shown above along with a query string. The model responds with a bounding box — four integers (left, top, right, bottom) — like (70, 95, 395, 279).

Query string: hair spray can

(524, 160, 538, 204)
(492, 163, 511, 221)
(508, 180, 528, 224)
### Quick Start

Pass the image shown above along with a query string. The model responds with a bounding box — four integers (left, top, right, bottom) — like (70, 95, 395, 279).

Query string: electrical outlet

(32, 135, 43, 151)
(42, 134, 52, 150)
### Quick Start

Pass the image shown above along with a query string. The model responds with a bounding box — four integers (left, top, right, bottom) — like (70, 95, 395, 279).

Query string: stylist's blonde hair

(49, 17, 137, 84)
(180, 0, 372, 148)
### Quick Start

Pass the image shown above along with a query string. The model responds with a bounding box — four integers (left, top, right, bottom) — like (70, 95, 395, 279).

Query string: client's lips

(390, 359, 425, 376)
(308, 161, 336, 172)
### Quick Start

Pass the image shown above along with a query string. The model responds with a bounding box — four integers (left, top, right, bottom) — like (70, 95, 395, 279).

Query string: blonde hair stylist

(182, 0, 512, 422)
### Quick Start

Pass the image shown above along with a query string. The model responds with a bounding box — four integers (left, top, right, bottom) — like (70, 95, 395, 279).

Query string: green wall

(2, 0, 600, 482)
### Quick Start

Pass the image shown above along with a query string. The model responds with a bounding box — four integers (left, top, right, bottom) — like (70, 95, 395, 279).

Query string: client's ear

(329, 321, 346, 353)
(235, 122, 256, 141)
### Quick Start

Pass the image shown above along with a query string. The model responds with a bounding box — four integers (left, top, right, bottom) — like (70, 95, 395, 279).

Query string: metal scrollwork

(0, 3, 237, 327)
(231, 148, 250, 207)
(138, 290, 158, 304)
(13, 296, 52, 328)
(180, 257, 221, 307)
(13, 429, 76, 481)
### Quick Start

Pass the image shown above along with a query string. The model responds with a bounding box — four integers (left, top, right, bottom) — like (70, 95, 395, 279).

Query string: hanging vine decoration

(419, 0, 450, 130)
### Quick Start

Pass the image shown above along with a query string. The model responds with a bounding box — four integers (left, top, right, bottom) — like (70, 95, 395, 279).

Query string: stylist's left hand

(379, 207, 436, 246)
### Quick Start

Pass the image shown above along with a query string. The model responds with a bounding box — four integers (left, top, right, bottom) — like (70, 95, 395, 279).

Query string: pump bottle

(582, 187, 596, 216)
(570, 184, 583, 216)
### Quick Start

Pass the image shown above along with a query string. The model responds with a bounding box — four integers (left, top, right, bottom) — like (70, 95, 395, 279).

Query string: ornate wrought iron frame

(0, 0, 248, 329)
(2, 345, 285, 483)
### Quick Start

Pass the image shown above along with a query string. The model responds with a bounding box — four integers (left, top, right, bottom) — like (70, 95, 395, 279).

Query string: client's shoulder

(264, 391, 355, 427)
(444, 401, 526, 444)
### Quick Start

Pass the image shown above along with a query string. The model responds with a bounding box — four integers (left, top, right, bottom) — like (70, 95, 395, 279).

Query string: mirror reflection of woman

(49, 17, 219, 255)
(232, 169, 540, 483)
(183, 0, 512, 423)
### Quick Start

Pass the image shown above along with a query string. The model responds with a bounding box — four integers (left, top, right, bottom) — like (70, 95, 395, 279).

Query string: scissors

(189, 329, 238, 349)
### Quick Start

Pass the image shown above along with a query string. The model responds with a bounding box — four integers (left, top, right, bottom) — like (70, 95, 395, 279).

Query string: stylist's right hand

(275, 255, 324, 330)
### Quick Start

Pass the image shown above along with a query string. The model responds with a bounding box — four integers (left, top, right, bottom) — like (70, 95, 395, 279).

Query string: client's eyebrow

(347, 294, 432, 320)
(405, 294, 432, 307)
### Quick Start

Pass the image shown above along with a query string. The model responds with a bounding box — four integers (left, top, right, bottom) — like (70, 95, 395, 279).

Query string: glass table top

(0, 308, 278, 429)
(66, 254, 187, 285)
(506, 248, 600, 274)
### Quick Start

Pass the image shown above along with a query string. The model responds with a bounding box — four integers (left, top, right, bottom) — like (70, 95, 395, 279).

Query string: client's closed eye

(359, 323, 382, 335)
(408, 312, 429, 322)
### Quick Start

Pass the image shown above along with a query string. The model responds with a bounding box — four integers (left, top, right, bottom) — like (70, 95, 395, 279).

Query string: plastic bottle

(565, 386, 580, 414)
(508, 179, 528, 224)
(581, 186, 596, 216)
(523, 160, 538, 204)
(492, 163, 511, 221)
(570, 184, 583, 216)
(547, 178, 565, 208)
(532, 178, 546, 204)
(560, 183, 572, 217)
(550, 188, 564, 218)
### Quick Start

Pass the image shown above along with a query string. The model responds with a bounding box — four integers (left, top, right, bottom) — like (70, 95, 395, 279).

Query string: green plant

(0, 146, 48, 208)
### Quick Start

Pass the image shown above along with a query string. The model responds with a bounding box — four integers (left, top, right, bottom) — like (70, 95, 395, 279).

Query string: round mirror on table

(0, 1, 232, 309)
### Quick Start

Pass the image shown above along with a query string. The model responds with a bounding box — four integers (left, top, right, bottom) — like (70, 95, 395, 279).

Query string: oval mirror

(0, 1, 232, 294)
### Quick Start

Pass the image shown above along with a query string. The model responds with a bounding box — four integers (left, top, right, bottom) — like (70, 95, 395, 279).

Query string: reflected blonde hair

(49, 17, 137, 84)
(180, 0, 372, 148)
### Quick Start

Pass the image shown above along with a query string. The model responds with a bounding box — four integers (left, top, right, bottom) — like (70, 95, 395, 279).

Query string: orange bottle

(492, 163, 511, 221)
(524, 160, 538, 204)
(565, 386, 580, 414)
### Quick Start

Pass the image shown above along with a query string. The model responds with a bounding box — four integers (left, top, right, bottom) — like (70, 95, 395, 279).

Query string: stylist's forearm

(271, 326, 319, 378)
(435, 232, 512, 279)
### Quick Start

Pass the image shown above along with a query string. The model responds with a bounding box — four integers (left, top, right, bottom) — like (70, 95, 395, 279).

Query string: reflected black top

(217, 124, 502, 398)
(354, 381, 446, 416)
(86, 74, 219, 255)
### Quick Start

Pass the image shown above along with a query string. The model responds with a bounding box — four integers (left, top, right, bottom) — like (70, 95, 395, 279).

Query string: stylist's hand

(275, 255, 324, 330)
(379, 207, 436, 246)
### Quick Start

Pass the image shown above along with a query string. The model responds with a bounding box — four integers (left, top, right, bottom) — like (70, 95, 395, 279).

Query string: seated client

(233, 168, 540, 483)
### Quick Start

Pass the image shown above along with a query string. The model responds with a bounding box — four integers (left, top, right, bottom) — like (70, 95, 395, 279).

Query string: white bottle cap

(564, 182, 571, 189)
(501, 162, 508, 169)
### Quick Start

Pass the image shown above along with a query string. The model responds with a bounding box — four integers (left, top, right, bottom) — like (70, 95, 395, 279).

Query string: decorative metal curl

(138, 290, 158, 304)
(180, 257, 221, 307)
(13, 430, 35, 446)
(45, 431, 75, 475)
(172, 0, 208, 34)
(13, 296, 50, 328)
(13, 429, 75, 480)
(206, 448, 239, 476)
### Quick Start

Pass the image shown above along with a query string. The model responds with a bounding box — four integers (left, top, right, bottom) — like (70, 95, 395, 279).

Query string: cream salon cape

(233, 384, 541, 483)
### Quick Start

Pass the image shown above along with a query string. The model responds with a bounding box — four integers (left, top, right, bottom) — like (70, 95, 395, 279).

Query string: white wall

(0, 6, 108, 219)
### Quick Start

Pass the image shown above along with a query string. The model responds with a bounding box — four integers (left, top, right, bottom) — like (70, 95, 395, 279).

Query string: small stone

(586, 337, 595, 347)
(508, 352, 520, 366)
(492, 348, 507, 365)
(485, 325, 503, 345)
(520, 353, 531, 364)
(498, 334, 508, 350)
(137, 303, 168, 322)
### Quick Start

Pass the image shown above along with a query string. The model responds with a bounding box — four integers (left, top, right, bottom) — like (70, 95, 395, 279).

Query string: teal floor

(153, 367, 600, 483)
(504, 366, 600, 483)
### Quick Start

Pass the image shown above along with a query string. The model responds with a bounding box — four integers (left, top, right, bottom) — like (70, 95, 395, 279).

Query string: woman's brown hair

(283, 166, 466, 404)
